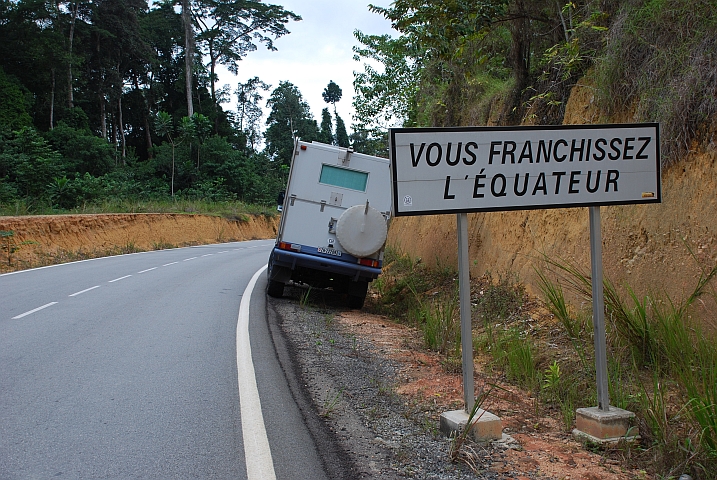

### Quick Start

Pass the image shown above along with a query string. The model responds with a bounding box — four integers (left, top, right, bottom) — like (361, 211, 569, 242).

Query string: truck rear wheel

(347, 292, 366, 309)
(347, 280, 368, 309)
(267, 279, 284, 298)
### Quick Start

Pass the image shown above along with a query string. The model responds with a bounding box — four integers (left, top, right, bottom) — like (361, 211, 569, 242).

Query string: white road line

(183, 257, 197, 262)
(236, 265, 275, 480)
(163, 261, 179, 266)
(108, 275, 132, 283)
(218, 251, 229, 254)
(13, 302, 58, 319)
(201, 254, 213, 257)
(69, 286, 100, 297)
(137, 267, 157, 273)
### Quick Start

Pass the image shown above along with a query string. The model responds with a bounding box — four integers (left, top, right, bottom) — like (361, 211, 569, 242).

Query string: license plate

(317, 247, 342, 256)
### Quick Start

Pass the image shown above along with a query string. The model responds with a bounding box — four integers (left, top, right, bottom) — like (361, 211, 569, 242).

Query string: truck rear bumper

(270, 247, 382, 280)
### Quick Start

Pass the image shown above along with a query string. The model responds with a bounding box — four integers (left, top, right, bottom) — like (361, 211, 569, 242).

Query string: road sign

(390, 124, 661, 216)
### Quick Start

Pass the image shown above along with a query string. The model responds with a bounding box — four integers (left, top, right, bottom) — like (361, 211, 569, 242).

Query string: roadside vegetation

(0, 196, 277, 219)
(353, 0, 717, 167)
(367, 246, 717, 479)
(0, 3, 359, 216)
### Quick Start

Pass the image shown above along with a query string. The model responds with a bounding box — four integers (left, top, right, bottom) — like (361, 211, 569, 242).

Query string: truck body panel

(267, 141, 392, 308)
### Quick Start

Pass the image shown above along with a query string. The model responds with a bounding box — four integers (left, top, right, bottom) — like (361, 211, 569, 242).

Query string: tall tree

(87, 0, 152, 158)
(0, 0, 79, 129)
(235, 76, 270, 151)
(0, 67, 33, 130)
(193, 0, 300, 116)
(60, 0, 95, 111)
(335, 113, 349, 148)
(64, 0, 78, 109)
(365, 0, 574, 125)
(155, 111, 195, 196)
(136, 2, 184, 158)
(352, 32, 419, 131)
(182, 0, 194, 116)
(321, 79, 342, 116)
(318, 107, 333, 144)
(264, 81, 317, 166)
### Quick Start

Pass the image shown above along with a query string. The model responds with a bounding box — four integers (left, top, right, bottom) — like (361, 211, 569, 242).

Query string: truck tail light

(358, 258, 380, 268)
(278, 242, 301, 252)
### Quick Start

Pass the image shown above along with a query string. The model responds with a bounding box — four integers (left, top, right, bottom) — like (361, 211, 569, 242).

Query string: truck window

(319, 164, 368, 192)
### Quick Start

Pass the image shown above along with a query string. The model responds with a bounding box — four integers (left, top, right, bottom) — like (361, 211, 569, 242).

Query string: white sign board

(390, 124, 661, 216)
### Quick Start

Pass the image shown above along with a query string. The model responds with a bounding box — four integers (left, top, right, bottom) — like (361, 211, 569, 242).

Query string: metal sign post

(390, 124, 660, 435)
(457, 212, 474, 412)
(589, 206, 610, 411)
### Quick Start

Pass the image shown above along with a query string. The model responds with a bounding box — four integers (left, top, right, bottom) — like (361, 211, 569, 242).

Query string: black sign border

(389, 123, 661, 217)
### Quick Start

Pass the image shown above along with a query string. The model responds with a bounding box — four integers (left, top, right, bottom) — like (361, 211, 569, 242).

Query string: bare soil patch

(332, 309, 642, 479)
(0, 213, 278, 273)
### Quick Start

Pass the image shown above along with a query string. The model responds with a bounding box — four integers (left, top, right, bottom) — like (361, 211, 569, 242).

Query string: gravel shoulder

(266, 286, 507, 479)
(265, 285, 644, 480)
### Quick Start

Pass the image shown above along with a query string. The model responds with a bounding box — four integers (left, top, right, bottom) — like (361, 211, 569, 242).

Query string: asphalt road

(0, 241, 331, 479)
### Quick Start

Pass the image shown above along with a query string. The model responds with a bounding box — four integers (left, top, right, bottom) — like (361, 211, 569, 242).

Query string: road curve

(0, 241, 330, 479)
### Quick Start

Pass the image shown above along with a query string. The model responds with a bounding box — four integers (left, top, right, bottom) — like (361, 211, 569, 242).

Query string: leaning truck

(267, 140, 392, 309)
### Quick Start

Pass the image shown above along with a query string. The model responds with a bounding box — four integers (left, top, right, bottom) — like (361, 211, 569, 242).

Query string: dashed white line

(69, 286, 100, 297)
(218, 251, 229, 254)
(13, 302, 58, 319)
(201, 254, 213, 257)
(183, 257, 197, 262)
(108, 275, 132, 283)
(163, 261, 179, 266)
(137, 267, 157, 273)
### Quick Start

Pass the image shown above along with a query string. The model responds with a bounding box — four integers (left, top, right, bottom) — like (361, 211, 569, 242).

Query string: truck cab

(267, 140, 392, 309)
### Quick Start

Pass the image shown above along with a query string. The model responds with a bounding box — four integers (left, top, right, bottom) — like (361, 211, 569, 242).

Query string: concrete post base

(573, 406, 639, 445)
(440, 409, 502, 442)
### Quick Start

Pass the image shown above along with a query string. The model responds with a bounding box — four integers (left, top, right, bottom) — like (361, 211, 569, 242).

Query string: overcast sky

(216, 0, 395, 134)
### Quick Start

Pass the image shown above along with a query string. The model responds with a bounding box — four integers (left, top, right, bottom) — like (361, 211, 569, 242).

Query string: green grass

(474, 321, 540, 393)
(536, 268, 589, 368)
(0, 198, 278, 219)
(413, 290, 459, 355)
(367, 245, 456, 322)
(595, 0, 717, 165)
(539, 256, 717, 475)
(369, 244, 717, 476)
(473, 271, 526, 326)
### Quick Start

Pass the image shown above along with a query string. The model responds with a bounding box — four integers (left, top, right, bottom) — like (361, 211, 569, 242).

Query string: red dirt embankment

(388, 79, 717, 331)
(0, 213, 279, 273)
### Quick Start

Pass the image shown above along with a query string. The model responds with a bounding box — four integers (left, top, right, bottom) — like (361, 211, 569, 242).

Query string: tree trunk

(50, 68, 55, 130)
(505, 0, 531, 124)
(133, 75, 154, 159)
(100, 93, 107, 140)
(509, 0, 530, 92)
(183, 0, 194, 117)
(144, 115, 153, 158)
(209, 47, 220, 134)
(118, 95, 126, 164)
(110, 108, 117, 165)
(209, 42, 216, 106)
(67, 0, 78, 109)
(171, 144, 175, 197)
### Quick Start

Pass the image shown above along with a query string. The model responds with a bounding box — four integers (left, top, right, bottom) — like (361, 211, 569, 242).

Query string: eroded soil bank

(0, 213, 279, 273)
(388, 81, 717, 330)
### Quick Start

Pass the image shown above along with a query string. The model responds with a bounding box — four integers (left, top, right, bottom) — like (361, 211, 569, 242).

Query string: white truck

(267, 140, 392, 309)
